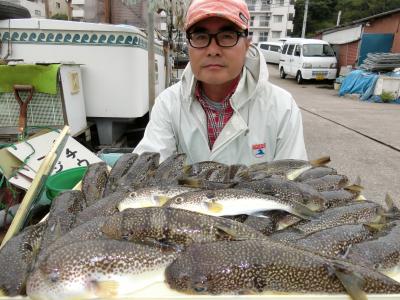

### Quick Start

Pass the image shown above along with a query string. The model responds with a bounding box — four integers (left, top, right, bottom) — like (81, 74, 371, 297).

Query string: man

(134, 0, 307, 165)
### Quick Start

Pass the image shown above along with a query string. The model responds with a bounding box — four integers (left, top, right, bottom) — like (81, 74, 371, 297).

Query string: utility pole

(66, 0, 72, 21)
(44, 0, 50, 18)
(147, 2, 156, 111)
(336, 10, 342, 26)
(301, 0, 309, 38)
(104, 0, 111, 23)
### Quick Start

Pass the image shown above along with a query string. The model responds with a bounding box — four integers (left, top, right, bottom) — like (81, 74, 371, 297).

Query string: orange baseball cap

(185, 0, 250, 31)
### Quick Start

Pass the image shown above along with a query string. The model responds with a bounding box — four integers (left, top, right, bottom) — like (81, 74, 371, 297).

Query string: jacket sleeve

(133, 94, 177, 162)
(274, 97, 308, 161)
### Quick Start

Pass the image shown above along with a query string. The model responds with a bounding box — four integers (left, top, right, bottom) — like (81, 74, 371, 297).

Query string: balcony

(72, 8, 84, 18)
(72, 0, 85, 5)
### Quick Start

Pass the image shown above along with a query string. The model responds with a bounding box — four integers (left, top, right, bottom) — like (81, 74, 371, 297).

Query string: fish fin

(234, 170, 253, 182)
(310, 156, 331, 167)
(90, 280, 119, 298)
(178, 178, 203, 188)
(362, 223, 386, 233)
(182, 165, 193, 175)
(354, 176, 362, 186)
(287, 166, 311, 181)
(153, 195, 171, 207)
(54, 217, 63, 240)
(139, 237, 183, 252)
(275, 216, 302, 230)
(0, 288, 6, 297)
(214, 222, 254, 241)
(289, 201, 318, 221)
(344, 184, 364, 194)
(205, 200, 224, 214)
(329, 262, 368, 300)
(355, 194, 366, 201)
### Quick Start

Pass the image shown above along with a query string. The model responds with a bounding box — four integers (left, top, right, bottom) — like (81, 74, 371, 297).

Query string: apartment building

(71, 0, 163, 31)
(246, 0, 295, 43)
(48, 0, 69, 17)
(7, 0, 45, 18)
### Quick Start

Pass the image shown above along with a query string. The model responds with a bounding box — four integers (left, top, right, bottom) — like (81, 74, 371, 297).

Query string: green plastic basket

(45, 166, 87, 200)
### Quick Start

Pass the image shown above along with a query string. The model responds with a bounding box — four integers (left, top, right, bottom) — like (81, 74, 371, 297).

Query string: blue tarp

(339, 70, 400, 104)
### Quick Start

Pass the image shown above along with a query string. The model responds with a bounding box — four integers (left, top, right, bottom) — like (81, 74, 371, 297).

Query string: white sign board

(6, 131, 102, 189)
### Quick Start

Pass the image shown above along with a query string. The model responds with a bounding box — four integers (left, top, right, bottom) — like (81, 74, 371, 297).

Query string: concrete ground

(267, 63, 400, 206)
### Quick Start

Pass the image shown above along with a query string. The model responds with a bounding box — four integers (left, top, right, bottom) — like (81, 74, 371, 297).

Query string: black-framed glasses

(186, 30, 248, 48)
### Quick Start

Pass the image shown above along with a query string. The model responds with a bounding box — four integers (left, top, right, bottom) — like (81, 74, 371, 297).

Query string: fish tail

(310, 156, 331, 167)
(328, 261, 368, 300)
(382, 194, 400, 219)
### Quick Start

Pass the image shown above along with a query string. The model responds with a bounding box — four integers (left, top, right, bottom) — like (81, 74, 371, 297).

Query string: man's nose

(206, 36, 222, 56)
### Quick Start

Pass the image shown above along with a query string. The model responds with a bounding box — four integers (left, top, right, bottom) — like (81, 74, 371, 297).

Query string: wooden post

(67, 0, 72, 21)
(104, 0, 112, 23)
(44, 0, 50, 18)
(147, 2, 156, 111)
(0, 126, 70, 249)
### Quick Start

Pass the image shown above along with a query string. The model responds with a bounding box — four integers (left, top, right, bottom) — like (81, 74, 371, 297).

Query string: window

(259, 32, 268, 42)
(250, 16, 255, 27)
(275, 0, 284, 6)
(282, 44, 288, 54)
(247, 0, 256, 10)
(287, 44, 295, 55)
(294, 45, 301, 56)
(261, 0, 270, 10)
(270, 45, 281, 52)
(35, 10, 41, 16)
(302, 44, 336, 57)
(56, 2, 61, 8)
(259, 44, 269, 50)
(272, 31, 281, 39)
(288, 13, 294, 21)
(273, 15, 283, 23)
(259, 15, 269, 27)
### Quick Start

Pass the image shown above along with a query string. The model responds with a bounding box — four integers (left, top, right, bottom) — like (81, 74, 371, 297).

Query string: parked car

(257, 41, 283, 64)
(278, 38, 337, 84)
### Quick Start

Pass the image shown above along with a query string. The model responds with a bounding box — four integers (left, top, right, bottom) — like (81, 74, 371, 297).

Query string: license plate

(316, 74, 325, 80)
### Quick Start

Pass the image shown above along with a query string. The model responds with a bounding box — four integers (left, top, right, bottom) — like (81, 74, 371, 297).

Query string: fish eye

(193, 282, 207, 293)
(175, 197, 183, 204)
(49, 270, 60, 283)
(129, 192, 137, 198)
(206, 192, 215, 199)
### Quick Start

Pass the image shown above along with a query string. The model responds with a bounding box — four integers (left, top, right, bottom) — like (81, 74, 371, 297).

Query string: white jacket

(134, 45, 307, 165)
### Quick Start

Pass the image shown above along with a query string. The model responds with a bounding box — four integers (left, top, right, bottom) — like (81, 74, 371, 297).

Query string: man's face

(187, 17, 250, 86)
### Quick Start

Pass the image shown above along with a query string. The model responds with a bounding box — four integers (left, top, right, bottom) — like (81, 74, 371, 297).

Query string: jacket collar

(180, 44, 269, 110)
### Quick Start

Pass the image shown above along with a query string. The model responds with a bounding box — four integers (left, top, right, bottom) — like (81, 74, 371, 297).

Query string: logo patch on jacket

(252, 143, 266, 158)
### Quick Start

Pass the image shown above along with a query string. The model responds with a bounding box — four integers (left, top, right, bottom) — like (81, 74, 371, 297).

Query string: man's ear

(245, 36, 252, 49)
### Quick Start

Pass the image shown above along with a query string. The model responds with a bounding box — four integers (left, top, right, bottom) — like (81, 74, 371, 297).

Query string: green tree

(51, 13, 68, 20)
(293, 0, 400, 37)
(292, 0, 338, 37)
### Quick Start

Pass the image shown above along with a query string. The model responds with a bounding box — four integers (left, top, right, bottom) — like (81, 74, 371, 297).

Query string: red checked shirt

(195, 76, 240, 149)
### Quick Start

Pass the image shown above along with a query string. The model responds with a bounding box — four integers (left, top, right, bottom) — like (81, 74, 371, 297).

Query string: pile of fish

(1, 152, 400, 300)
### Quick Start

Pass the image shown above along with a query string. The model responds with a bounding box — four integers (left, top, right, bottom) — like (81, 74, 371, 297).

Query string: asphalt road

(267, 63, 400, 207)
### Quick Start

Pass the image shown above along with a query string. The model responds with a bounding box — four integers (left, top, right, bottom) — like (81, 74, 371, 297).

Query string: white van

(278, 38, 337, 84)
(257, 41, 283, 64)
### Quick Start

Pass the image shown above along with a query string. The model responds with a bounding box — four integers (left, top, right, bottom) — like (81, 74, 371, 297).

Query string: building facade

(246, 0, 295, 43)
(316, 8, 400, 69)
(8, 0, 45, 18)
(48, 0, 69, 18)
(70, 0, 163, 31)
